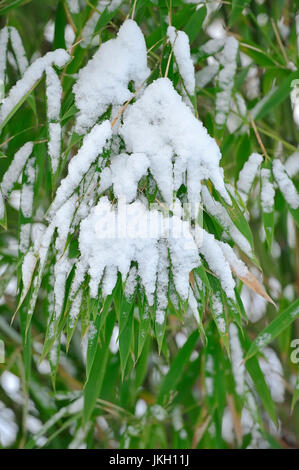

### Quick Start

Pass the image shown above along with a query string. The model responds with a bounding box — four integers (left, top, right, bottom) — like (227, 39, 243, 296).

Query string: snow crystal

(49, 120, 112, 217)
(273, 159, 299, 209)
(237, 153, 263, 203)
(74, 20, 149, 133)
(259, 347, 285, 403)
(260, 168, 275, 213)
(167, 26, 195, 95)
(197, 229, 235, 299)
(229, 323, 245, 395)
(9, 27, 28, 75)
(202, 186, 252, 256)
(121, 78, 230, 207)
(0, 49, 70, 125)
(1, 142, 33, 198)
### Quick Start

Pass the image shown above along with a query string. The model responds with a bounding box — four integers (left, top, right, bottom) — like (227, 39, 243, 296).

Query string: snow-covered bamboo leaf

(246, 299, 299, 360)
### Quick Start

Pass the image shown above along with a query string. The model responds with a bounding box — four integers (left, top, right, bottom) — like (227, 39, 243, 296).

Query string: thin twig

(249, 112, 270, 160)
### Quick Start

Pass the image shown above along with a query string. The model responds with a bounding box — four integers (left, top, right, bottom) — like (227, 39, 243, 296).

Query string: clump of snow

(80, 0, 123, 48)
(9, 27, 28, 75)
(260, 168, 275, 213)
(167, 26, 195, 95)
(46, 66, 62, 121)
(49, 121, 112, 217)
(237, 153, 263, 203)
(73, 20, 149, 134)
(215, 37, 239, 126)
(197, 229, 235, 299)
(109, 153, 149, 202)
(121, 78, 230, 207)
(0, 49, 70, 125)
(202, 186, 252, 256)
(285, 151, 299, 177)
(259, 347, 285, 403)
(0, 142, 33, 198)
(78, 198, 200, 305)
(217, 240, 249, 278)
(195, 63, 219, 88)
(273, 159, 299, 209)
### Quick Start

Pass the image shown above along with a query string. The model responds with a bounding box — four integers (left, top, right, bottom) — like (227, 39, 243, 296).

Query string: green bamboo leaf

(119, 303, 134, 377)
(157, 330, 199, 405)
(83, 310, 115, 424)
(245, 299, 299, 360)
(229, 0, 250, 26)
(241, 331, 277, 426)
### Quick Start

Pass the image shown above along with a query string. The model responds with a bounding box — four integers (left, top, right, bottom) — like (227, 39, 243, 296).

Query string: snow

(124, 266, 138, 301)
(74, 20, 149, 134)
(229, 323, 245, 396)
(237, 153, 263, 203)
(202, 186, 252, 256)
(155, 240, 169, 324)
(48, 122, 61, 174)
(0, 49, 70, 125)
(215, 37, 239, 126)
(109, 152, 149, 202)
(195, 63, 219, 88)
(22, 249, 36, 292)
(259, 347, 285, 403)
(273, 159, 299, 209)
(78, 198, 200, 304)
(46, 66, 62, 121)
(167, 26, 195, 95)
(0, 27, 9, 96)
(67, 0, 79, 13)
(0, 142, 33, 198)
(211, 292, 226, 333)
(260, 168, 275, 213)
(49, 120, 112, 217)
(80, 1, 123, 48)
(121, 78, 230, 207)
(217, 240, 248, 278)
(197, 229, 235, 299)
(9, 27, 28, 75)
(285, 152, 299, 177)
